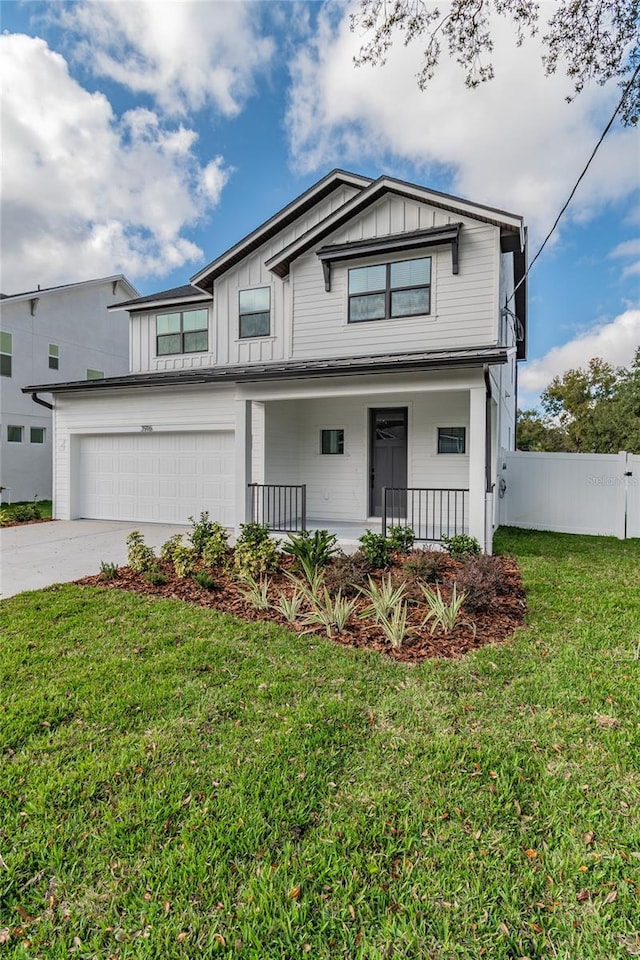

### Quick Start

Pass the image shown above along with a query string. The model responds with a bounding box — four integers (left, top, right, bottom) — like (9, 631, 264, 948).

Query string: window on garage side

(239, 287, 271, 338)
(30, 427, 46, 443)
(86, 369, 104, 379)
(438, 427, 466, 454)
(49, 344, 59, 370)
(156, 308, 208, 356)
(0, 332, 12, 377)
(7, 425, 23, 443)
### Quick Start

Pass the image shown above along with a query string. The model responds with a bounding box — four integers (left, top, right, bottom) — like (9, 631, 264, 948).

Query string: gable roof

(190, 169, 372, 293)
(109, 284, 210, 313)
(0, 275, 138, 304)
(266, 174, 525, 280)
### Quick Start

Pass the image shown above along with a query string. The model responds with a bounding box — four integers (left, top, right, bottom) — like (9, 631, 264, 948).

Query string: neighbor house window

(348, 257, 431, 323)
(49, 344, 59, 370)
(86, 369, 104, 380)
(156, 308, 209, 355)
(239, 287, 270, 338)
(7, 425, 23, 443)
(0, 332, 12, 377)
(30, 427, 46, 444)
(321, 429, 344, 455)
(438, 427, 466, 454)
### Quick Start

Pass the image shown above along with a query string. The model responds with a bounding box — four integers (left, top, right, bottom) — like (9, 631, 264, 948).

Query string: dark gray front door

(369, 408, 408, 516)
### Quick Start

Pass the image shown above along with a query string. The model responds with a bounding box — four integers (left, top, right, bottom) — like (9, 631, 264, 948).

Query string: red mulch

(77, 552, 526, 663)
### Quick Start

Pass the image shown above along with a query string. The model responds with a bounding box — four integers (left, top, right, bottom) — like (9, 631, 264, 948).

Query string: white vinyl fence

(498, 450, 640, 539)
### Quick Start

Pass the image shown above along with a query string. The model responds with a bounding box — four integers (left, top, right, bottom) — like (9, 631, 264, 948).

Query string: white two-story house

(1, 275, 138, 501)
(25, 171, 527, 550)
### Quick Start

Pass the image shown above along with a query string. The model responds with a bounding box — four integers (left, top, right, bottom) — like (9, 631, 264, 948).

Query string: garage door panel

(78, 431, 235, 525)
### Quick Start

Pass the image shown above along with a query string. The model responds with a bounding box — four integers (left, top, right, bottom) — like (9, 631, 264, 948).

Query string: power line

(508, 61, 640, 307)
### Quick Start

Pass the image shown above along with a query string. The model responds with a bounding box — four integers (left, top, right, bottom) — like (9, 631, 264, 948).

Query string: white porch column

(235, 399, 252, 536)
(468, 386, 487, 550)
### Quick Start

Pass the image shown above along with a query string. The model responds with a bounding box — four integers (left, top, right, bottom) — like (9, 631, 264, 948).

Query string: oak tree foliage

(517, 350, 640, 453)
(351, 1, 640, 125)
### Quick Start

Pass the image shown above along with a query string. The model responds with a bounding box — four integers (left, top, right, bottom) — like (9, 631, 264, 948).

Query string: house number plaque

(141, 425, 153, 432)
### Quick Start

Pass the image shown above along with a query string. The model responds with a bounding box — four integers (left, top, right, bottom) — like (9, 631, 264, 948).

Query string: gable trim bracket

(315, 223, 462, 292)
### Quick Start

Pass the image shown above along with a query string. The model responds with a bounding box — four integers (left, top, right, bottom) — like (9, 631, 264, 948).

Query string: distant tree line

(517, 350, 640, 454)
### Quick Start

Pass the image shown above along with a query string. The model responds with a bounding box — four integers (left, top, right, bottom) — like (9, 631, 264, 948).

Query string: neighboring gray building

(1, 275, 138, 501)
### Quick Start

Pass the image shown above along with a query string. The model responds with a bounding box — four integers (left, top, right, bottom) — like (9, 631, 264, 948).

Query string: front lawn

(1, 529, 638, 959)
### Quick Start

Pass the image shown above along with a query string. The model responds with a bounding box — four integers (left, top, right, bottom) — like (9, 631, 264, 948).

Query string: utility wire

(508, 60, 640, 306)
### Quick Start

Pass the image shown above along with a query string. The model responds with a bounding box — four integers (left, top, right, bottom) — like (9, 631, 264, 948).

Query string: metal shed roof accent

(109, 284, 210, 312)
(24, 346, 509, 396)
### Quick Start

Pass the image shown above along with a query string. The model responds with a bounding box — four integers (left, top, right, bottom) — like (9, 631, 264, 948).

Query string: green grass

(0, 500, 52, 522)
(1, 529, 638, 959)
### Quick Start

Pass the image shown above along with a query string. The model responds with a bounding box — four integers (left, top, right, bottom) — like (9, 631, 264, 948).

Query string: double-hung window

(348, 257, 431, 323)
(156, 308, 208, 356)
(239, 287, 270, 339)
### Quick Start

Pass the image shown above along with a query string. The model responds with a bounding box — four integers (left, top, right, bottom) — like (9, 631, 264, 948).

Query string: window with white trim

(239, 287, 270, 338)
(30, 427, 46, 444)
(348, 257, 431, 323)
(0, 332, 12, 377)
(156, 308, 208, 355)
(7, 425, 23, 443)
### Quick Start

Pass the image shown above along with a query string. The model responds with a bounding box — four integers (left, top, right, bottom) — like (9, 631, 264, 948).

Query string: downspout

(30, 392, 54, 411)
(483, 366, 492, 493)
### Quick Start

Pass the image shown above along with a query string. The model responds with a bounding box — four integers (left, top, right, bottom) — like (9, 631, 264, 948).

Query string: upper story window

(49, 344, 59, 370)
(239, 287, 270, 339)
(0, 332, 12, 377)
(348, 257, 431, 323)
(156, 308, 208, 356)
(86, 369, 104, 380)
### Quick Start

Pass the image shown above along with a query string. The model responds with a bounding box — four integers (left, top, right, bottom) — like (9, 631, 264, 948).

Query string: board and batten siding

(291, 197, 500, 361)
(53, 386, 236, 519)
(128, 186, 361, 373)
(263, 391, 470, 522)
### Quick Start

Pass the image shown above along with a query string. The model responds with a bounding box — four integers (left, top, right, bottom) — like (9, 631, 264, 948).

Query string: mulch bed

(77, 552, 526, 663)
(1, 518, 55, 528)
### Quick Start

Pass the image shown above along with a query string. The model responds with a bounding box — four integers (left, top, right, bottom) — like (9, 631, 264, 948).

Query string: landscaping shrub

(233, 522, 279, 579)
(126, 531, 156, 573)
(358, 530, 392, 568)
(159, 534, 184, 564)
(144, 569, 167, 586)
(173, 544, 197, 579)
(188, 512, 225, 557)
(441, 534, 481, 561)
(9, 501, 41, 522)
(323, 552, 373, 597)
(388, 525, 415, 554)
(403, 548, 447, 582)
(193, 570, 216, 591)
(200, 525, 230, 568)
(455, 554, 503, 611)
(282, 529, 340, 573)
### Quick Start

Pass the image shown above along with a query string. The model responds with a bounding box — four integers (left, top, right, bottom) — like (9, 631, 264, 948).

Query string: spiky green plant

(359, 574, 407, 621)
(240, 576, 271, 610)
(419, 583, 475, 637)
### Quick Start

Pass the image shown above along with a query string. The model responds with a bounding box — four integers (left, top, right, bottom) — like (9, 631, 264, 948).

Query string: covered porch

(234, 365, 496, 550)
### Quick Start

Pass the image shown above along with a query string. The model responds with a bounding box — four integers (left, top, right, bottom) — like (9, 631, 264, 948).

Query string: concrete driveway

(0, 520, 189, 599)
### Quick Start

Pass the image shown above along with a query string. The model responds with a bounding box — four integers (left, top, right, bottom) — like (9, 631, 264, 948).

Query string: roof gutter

(30, 392, 54, 411)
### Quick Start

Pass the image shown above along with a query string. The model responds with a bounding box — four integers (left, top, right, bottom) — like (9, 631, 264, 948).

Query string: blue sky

(1, 0, 638, 407)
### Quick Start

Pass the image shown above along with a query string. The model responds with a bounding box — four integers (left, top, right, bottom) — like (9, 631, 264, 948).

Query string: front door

(369, 408, 408, 516)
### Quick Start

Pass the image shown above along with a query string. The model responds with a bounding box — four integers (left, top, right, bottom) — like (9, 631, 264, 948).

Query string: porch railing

(382, 487, 469, 542)
(249, 483, 307, 533)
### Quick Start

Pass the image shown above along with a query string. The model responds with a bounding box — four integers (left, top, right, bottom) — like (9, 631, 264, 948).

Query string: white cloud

(610, 238, 640, 279)
(286, 3, 639, 238)
(56, 0, 275, 117)
(518, 309, 640, 405)
(0, 33, 230, 292)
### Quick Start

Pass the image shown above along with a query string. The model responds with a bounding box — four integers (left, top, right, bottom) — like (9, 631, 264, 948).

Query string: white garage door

(78, 432, 235, 525)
